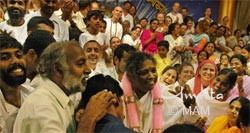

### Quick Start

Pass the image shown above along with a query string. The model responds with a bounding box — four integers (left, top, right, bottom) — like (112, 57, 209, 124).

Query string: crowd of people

(1, 0, 250, 132)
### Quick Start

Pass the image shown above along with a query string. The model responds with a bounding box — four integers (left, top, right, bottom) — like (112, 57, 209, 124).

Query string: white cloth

(25, 9, 69, 42)
(0, 87, 33, 133)
(13, 77, 75, 132)
(122, 13, 134, 31)
(123, 83, 198, 132)
(104, 18, 123, 46)
(122, 34, 142, 50)
(102, 66, 120, 82)
(186, 77, 196, 93)
(79, 31, 106, 48)
(164, 35, 184, 54)
(196, 87, 230, 126)
(166, 12, 183, 24)
(0, 21, 28, 45)
(198, 17, 214, 23)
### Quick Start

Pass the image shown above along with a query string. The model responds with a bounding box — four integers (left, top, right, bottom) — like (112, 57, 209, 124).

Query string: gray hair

(38, 41, 70, 77)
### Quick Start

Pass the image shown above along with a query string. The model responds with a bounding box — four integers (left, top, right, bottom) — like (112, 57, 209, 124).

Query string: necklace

(110, 20, 117, 37)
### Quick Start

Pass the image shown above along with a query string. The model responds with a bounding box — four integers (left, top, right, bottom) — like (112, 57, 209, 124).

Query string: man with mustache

(0, 0, 28, 44)
(14, 40, 116, 132)
(0, 35, 30, 132)
(25, 0, 69, 42)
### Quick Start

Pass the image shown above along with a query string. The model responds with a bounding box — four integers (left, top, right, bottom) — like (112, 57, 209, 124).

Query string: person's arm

(194, 37, 207, 53)
(77, 90, 116, 132)
(141, 31, 156, 49)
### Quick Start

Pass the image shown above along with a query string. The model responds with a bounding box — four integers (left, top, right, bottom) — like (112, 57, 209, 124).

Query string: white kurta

(0, 21, 28, 45)
(104, 18, 123, 46)
(166, 12, 183, 24)
(79, 31, 106, 48)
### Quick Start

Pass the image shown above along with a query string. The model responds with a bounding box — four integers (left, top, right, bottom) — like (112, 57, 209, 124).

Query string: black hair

(80, 74, 123, 109)
(157, 40, 169, 50)
(124, 1, 132, 6)
(243, 45, 250, 53)
(220, 53, 229, 62)
(126, 52, 156, 79)
(217, 25, 226, 35)
(183, 16, 193, 24)
(197, 50, 209, 59)
(23, 30, 56, 57)
(168, 23, 179, 34)
(78, 0, 90, 10)
(179, 63, 194, 75)
(161, 66, 178, 81)
(229, 96, 250, 107)
(181, 7, 188, 11)
(114, 43, 136, 62)
(131, 26, 141, 31)
(0, 34, 22, 50)
(230, 54, 247, 66)
(234, 29, 241, 36)
(139, 17, 148, 23)
(210, 22, 218, 27)
(102, 19, 107, 25)
(85, 10, 103, 23)
(218, 68, 237, 89)
(164, 124, 203, 133)
(27, 16, 54, 32)
(150, 18, 159, 24)
(237, 103, 250, 128)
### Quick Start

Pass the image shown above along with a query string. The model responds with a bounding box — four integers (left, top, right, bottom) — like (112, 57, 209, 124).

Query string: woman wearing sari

(207, 97, 250, 133)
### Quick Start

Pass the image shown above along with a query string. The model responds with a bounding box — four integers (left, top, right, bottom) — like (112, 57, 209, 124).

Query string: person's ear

(53, 62, 64, 78)
(114, 56, 119, 66)
(27, 49, 38, 60)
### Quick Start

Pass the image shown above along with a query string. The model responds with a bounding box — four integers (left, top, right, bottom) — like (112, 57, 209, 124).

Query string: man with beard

(0, 0, 28, 44)
(26, 0, 69, 42)
(0, 35, 30, 132)
(14, 40, 116, 132)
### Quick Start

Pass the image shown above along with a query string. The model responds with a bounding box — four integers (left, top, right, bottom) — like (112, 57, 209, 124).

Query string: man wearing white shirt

(25, 0, 69, 42)
(0, 0, 28, 45)
(104, 6, 123, 46)
(122, 1, 133, 31)
(166, 2, 183, 24)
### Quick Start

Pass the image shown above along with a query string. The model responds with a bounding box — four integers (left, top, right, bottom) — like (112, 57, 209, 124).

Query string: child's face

(158, 46, 168, 58)
(160, 69, 177, 86)
(99, 22, 106, 33)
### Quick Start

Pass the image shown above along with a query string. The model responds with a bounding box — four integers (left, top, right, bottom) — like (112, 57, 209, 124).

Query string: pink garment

(140, 30, 163, 55)
(229, 75, 250, 100)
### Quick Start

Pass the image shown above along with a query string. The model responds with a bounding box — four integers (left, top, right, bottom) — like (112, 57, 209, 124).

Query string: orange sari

(207, 116, 241, 133)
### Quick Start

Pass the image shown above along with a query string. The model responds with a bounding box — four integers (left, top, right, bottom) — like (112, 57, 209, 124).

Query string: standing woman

(198, 7, 213, 24)
(186, 60, 218, 95)
(140, 18, 164, 55)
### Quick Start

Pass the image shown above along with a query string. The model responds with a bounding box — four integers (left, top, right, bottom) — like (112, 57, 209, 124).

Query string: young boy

(153, 40, 172, 75)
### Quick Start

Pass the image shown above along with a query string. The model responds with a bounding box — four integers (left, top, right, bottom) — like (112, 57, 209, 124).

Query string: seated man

(77, 74, 133, 132)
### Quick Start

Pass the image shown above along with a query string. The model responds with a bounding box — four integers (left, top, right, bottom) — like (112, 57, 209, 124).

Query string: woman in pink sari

(140, 18, 164, 55)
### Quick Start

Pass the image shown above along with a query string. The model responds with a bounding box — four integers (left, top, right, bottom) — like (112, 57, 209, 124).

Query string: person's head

(230, 54, 247, 76)
(203, 42, 215, 56)
(129, 5, 136, 15)
(168, 22, 180, 36)
(123, 1, 132, 12)
(216, 25, 226, 37)
(27, 16, 54, 35)
(241, 45, 250, 60)
(172, 2, 180, 13)
(234, 29, 242, 38)
(237, 103, 250, 132)
(126, 52, 157, 93)
(110, 36, 121, 51)
(40, 0, 59, 17)
(180, 23, 187, 36)
(83, 40, 102, 68)
(181, 7, 188, 17)
(99, 19, 106, 33)
(122, 20, 130, 34)
(131, 26, 141, 38)
(0, 35, 26, 87)
(23, 30, 55, 80)
(183, 16, 193, 29)
(81, 74, 124, 121)
(222, 16, 229, 25)
(196, 20, 209, 34)
(78, 0, 90, 11)
(156, 12, 165, 24)
(160, 66, 178, 86)
(227, 97, 250, 127)
(157, 40, 169, 58)
(149, 18, 159, 31)
(197, 60, 218, 83)
(114, 44, 136, 75)
(112, 6, 123, 20)
(7, 0, 27, 21)
(209, 22, 218, 35)
(204, 7, 212, 17)
(197, 50, 209, 64)
(238, 39, 245, 47)
(99, 4, 106, 16)
(38, 40, 90, 95)
(178, 63, 194, 84)
(164, 124, 203, 133)
(90, 1, 99, 10)
(85, 10, 103, 30)
(139, 17, 148, 29)
(212, 68, 237, 97)
(220, 53, 230, 65)
(234, 45, 242, 55)
(165, 16, 172, 26)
